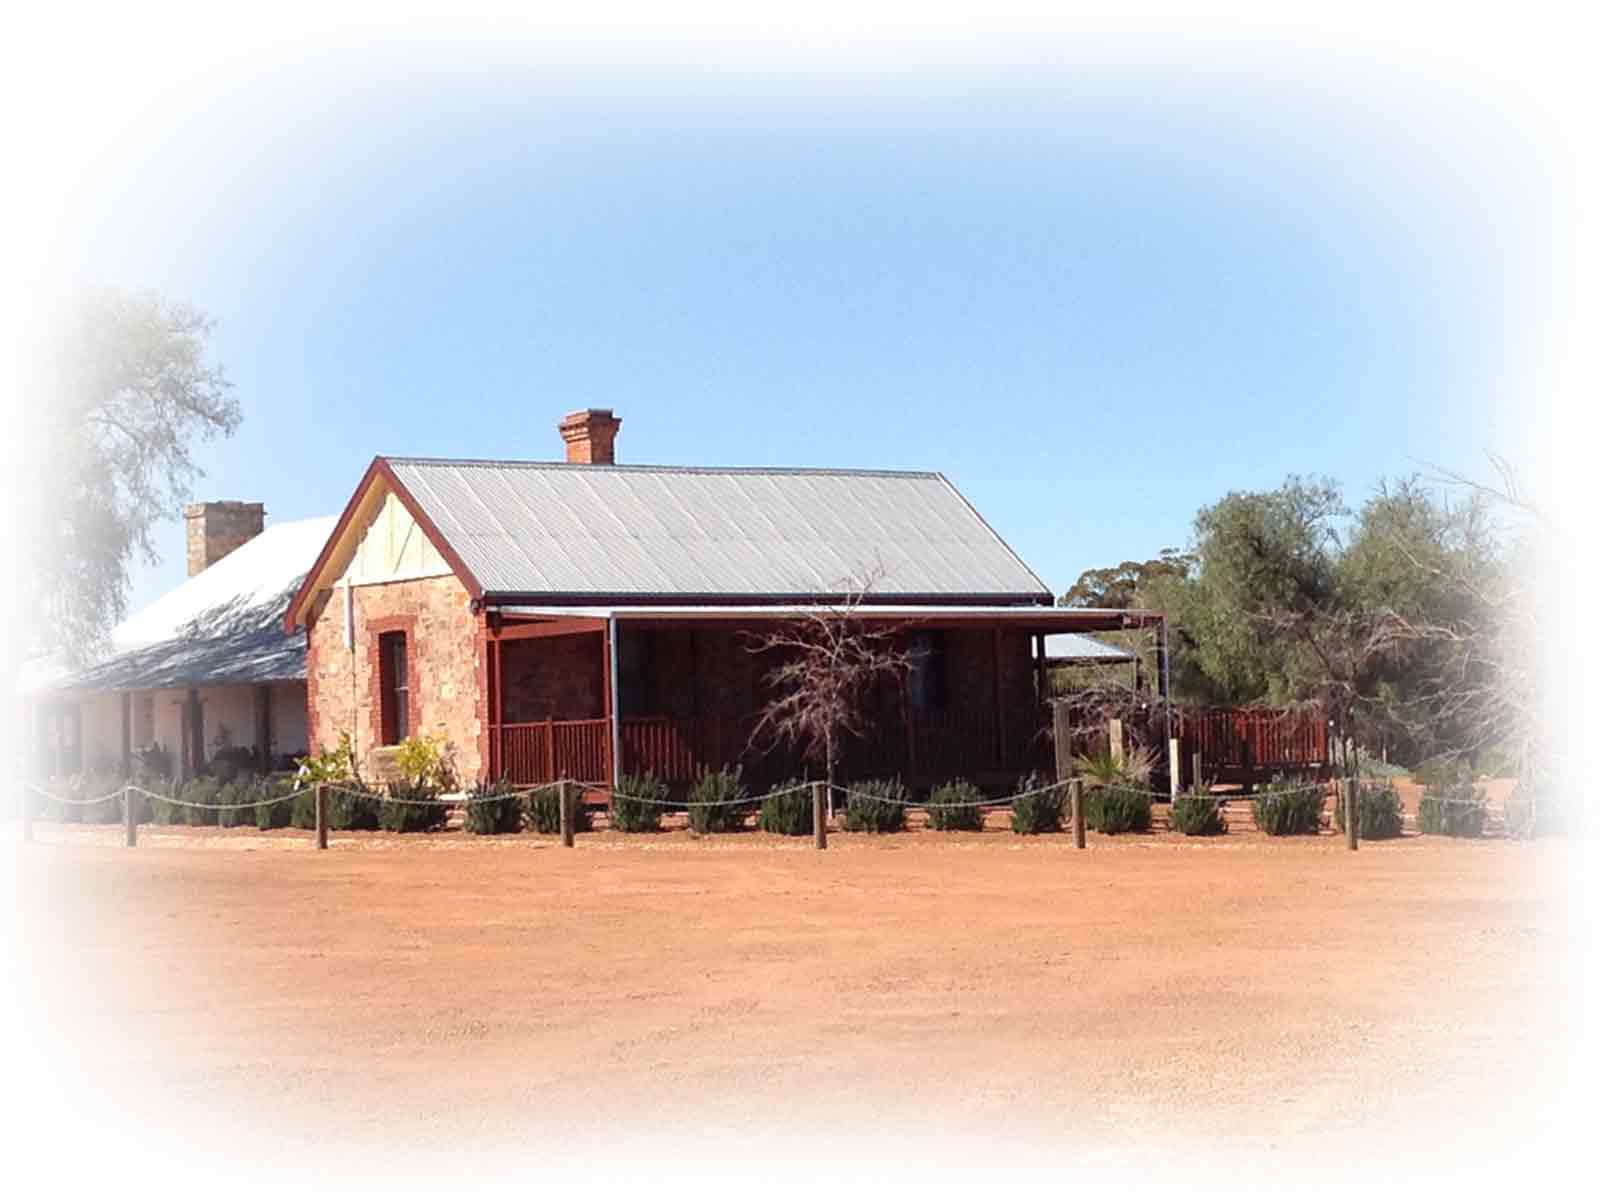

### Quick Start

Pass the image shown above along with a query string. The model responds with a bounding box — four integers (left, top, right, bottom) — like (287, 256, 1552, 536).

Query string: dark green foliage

(464, 778, 524, 835)
(1417, 784, 1485, 837)
(927, 779, 986, 832)
(208, 746, 257, 784)
(1171, 789, 1227, 836)
(380, 781, 451, 832)
(327, 784, 382, 831)
(525, 784, 590, 834)
(1334, 782, 1404, 840)
(1084, 783, 1152, 834)
(253, 776, 296, 830)
(142, 778, 181, 825)
(179, 777, 221, 826)
(134, 743, 173, 783)
(1011, 775, 1065, 834)
(758, 779, 814, 836)
(611, 772, 669, 833)
(291, 786, 319, 830)
(687, 767, 748, 834)
(1409, 755, 1473, 792)
(842, 778, 907, 833)
(1250, 779, 1324, 836)
(77, 772, 127, 824)
(216, 779, 251, 828)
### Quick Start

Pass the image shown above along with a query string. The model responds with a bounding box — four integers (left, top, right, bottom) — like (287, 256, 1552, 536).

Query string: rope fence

(12, 772, 1391, 852)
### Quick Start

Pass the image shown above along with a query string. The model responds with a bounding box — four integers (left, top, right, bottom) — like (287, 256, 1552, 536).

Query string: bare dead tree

(745, 568, 914, 796)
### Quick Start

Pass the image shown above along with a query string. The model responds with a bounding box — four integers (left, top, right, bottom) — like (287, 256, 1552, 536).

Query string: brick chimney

(184, 501, 265, 576)
(558, 408, 621, 465)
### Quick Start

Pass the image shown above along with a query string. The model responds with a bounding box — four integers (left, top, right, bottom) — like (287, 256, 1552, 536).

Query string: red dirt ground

(8, 794, 1584, 1185)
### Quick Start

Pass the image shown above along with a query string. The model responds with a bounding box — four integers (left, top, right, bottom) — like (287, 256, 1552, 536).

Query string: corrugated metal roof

(24, 517, 336, 694)
(1043, 632, 1138, 662)
(386, 459, 1053, 601)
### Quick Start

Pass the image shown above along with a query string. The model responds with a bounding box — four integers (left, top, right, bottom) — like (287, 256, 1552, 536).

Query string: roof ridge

(381, 456, 943, 480)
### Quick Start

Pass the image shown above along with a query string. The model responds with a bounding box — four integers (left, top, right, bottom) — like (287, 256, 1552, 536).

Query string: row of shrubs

(25, 765, 1508, 842)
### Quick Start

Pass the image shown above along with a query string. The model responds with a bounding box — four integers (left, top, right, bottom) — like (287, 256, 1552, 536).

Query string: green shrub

(253, 776, 296, 830)
(208, 746, 257, 784)
(1011, 772, 1065, 834)
(1250, 779, 1324, 836)
(328, 783, 382, 831)
(842, 778, 907, 833)
(1333, 783, 1404, 840)
(464, 777, 524, 835)
(216, 778, 252, 828)
(1418, 784, 1486, 837)
(380, 780, 451, 832)
(1085, 783, 1152, 834)
(77, 772, 128, 824)
(687, 767, 747, 834)
(392, 733, 458, 792)
(524, 783, 590, 834)
(758, 779, 814, 836)
(1410, 755, 1473, 792)
(142, 778, 181, 825)
(928, 779, 986, 832)
(291, 786, 320, 830)
(179, 777, 221, 826)
(1171, 789, 1227, 836)
(611, 772, 669, 832)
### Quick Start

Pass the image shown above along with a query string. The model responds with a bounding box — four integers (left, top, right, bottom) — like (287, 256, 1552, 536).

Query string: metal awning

(495, 603, 1163, 632)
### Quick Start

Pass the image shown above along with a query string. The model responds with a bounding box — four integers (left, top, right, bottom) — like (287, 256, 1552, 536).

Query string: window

(378, 631, 409, 743)
(906, 630, 948, 711)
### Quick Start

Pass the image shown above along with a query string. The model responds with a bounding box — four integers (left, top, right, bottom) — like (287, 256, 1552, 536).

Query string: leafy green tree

(20, 289, 241, 663)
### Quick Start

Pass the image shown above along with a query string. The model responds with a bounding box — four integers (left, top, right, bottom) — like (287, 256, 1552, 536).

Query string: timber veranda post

(812, 781, 827, 850)
(1069, 778, 1085, 850)
(560, 779, 575, 848)
(1345, 777, 1359, 851)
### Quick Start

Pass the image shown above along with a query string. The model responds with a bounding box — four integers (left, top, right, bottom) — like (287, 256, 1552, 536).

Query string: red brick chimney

(184, 501, 265, 576)
(558, 408, 621, 465)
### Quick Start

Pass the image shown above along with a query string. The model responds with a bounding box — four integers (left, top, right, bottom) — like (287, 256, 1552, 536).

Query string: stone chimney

(185, 501, 265, 576)
(558, 408, 621, 465)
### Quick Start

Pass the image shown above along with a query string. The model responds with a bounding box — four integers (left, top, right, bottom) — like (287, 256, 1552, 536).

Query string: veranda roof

(22, 516, 337, 695)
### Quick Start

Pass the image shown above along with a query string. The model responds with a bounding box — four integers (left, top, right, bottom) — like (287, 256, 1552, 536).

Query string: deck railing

(492, 708, 1051, 787)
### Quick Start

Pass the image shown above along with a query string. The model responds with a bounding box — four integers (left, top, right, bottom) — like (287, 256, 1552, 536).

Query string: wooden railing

(494, 719, 611, 784)
(494, 708, 1054, 788)
(1178, 705, 1328, 775)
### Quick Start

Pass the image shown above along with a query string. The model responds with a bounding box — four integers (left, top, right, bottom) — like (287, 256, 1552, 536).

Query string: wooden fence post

(1192, 751, 1203, 792)
(1051, 702, 1072, 784)
(1108, 718, 1124, 767)
(315, 783, 328, 850)
(1345, 777, 1359, 851)
(561, 780, 575, 847)
(23, 788, 34, 843)
(1070, 778, 1085, 850)
(812, 782, 827, 850)
(124, 785, 136, 848)
(1168, 737, 1181, 802)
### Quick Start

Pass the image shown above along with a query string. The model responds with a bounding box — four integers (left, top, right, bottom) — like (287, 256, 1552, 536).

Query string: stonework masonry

(185, 501, 265, 576)
(305, 574, 485, 783)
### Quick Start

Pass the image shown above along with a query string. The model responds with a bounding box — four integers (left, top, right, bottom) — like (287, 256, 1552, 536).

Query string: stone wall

(305, 575, 484, 784)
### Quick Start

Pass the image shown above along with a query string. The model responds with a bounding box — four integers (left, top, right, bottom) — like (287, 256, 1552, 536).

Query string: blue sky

(48, 50, 1556, 613)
